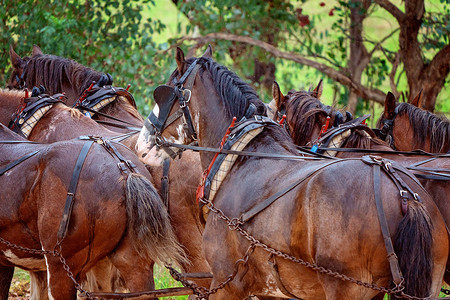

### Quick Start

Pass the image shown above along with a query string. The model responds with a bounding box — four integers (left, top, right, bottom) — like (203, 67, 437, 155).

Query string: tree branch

(177, 32, 386, 104)
(374, 0, 405, 22)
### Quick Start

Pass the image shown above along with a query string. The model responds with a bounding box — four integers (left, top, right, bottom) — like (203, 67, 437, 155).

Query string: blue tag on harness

(84, 112, 92, 118)
(311, 144, 319, 153)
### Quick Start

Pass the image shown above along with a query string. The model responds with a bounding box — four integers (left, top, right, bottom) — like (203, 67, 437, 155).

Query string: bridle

(144, 58, 202, 159)
(375, 106, 399, 150)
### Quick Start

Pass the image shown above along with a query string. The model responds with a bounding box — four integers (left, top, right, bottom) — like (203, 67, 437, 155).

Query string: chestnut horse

(376, 90, 449, 153)
(0, 89, 210, 298)
(8, 45, 144, 133)
(136, 46, 448, 299)
(7, 44, 211, 286)
(270, 85, 450, 286)
(0, 123, 185, 300)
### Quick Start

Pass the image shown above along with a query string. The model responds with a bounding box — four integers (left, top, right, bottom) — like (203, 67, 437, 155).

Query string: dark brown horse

(0, 122, 185, 300)
(0, 89, 210, 298)
(136, 46, 448, 299)
(376, 91, 449, 153)
(8, 45, 144, 133)
(271, 85, 450, 286)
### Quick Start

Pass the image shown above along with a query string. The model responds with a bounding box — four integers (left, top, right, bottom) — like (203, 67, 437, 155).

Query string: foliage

(170, 0, 449, 115)
(0, 0, 167, 115)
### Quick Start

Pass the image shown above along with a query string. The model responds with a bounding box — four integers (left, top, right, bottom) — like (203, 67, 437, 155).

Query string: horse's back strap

(240, 159, 343, 223)
(0, 150, 40, 176)
(57, 140, 94, 243)
(372, 163, 404, 286)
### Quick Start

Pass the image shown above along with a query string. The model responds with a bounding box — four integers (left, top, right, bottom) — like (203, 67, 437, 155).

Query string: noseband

(144, 58, 201, 158)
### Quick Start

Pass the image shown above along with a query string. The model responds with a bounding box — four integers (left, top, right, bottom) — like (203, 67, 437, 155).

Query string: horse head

(271, 80, 349, 146)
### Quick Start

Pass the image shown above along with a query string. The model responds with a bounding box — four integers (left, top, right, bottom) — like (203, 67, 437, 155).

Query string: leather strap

(161, 158, 171, 207)
(56, 140, 94, 244)
(240, 159, 344, 223)
(0, 150, 40, 176)
(372, 163, 404, 287)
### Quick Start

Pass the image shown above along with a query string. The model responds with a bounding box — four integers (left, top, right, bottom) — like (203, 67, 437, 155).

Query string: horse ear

(384, 92, 397, 118)
(409, 88, 423, 108)
(312, 79, 323, 99)
(176, 47, 186, 74)
(32, 44, 43, 57)
(9, 45, 23, 68)
(272, 81, 285, 109)
(202, 44, 213, 58)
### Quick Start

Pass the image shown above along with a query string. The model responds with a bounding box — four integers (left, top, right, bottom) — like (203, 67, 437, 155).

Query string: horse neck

(191, 91, 236, 168)
(392, 114, 428, 152)
(0, 92, 24, 125)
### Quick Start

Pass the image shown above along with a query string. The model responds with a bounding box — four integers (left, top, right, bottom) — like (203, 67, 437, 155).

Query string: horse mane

(285, 90, 329, 146)
(0, 88, 25, 102)
(170, 57, 267, 120)
(341, 129, 390, 150)
(117, 96, 144, 121)
(24, 54, 103, 96)
(396, 103, 449, 153)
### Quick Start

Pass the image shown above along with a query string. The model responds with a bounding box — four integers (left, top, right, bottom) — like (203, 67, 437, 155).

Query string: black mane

(397, 102, 449, 153)
(170, 57, 267, 120)
(23, 54, 103, 96)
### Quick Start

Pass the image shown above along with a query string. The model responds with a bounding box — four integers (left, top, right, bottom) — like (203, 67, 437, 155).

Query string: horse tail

(393, 199, 433, 299)
(125, 173, 187, 266)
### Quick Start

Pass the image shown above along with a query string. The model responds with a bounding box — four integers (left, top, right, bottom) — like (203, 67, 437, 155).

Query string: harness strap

(0, 150, 40, 176)
(161, 141, 325, 161)
(161, 158, 171, 207)
(56, 140, 94, 244)
(240, 159, 343, 223)
(372, 163, 404, 287)
(77, 105, 139, 126)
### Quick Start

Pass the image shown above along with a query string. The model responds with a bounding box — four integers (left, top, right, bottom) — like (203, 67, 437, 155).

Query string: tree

(168, 0, 449, 114)
(0, 0, 165, 114)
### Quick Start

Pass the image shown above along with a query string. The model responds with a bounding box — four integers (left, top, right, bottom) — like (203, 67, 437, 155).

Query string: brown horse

(0, 89, 210, 298)
(7, 45, 211, 286)
(0, 122, 185, 300)
(376, 90, 449, 153)
(8, 45, 144, 133)
(136, 46, 448, 299)
(271, 85, 450, 286)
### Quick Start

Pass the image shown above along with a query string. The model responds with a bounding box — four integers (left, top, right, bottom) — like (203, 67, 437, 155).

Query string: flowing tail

(393, 200, 433, 299)
(126, 173, 188, 266)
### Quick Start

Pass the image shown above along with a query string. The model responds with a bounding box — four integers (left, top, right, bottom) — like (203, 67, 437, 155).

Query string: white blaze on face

(153, 104, 160, 118)
(136, 125, 164, 166)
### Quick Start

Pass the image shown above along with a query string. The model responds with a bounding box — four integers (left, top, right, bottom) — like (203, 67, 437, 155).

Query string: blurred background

(1, 0, 449, 127)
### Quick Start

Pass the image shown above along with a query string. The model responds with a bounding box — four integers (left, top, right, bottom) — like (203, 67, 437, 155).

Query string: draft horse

(8, 45, 144, 132)
(270, 84, 450, 285)
(0, 89, 209, 298)
(376, 89, 449, 153)
(0, 123, 185, 300)
(136, 46, 448, 299)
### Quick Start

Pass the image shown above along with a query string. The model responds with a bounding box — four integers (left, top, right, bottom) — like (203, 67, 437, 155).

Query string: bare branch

(177, 32, 386, 104)
(374, 0, 405, 22)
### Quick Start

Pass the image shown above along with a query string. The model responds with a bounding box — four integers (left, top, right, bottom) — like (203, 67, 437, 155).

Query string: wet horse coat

(271, 86, 450, 285)
(0, 123, 184, 300)
(137, 47, 448, 299)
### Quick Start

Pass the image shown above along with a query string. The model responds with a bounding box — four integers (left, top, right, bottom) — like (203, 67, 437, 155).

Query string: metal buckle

(399, 190, 408, 197)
